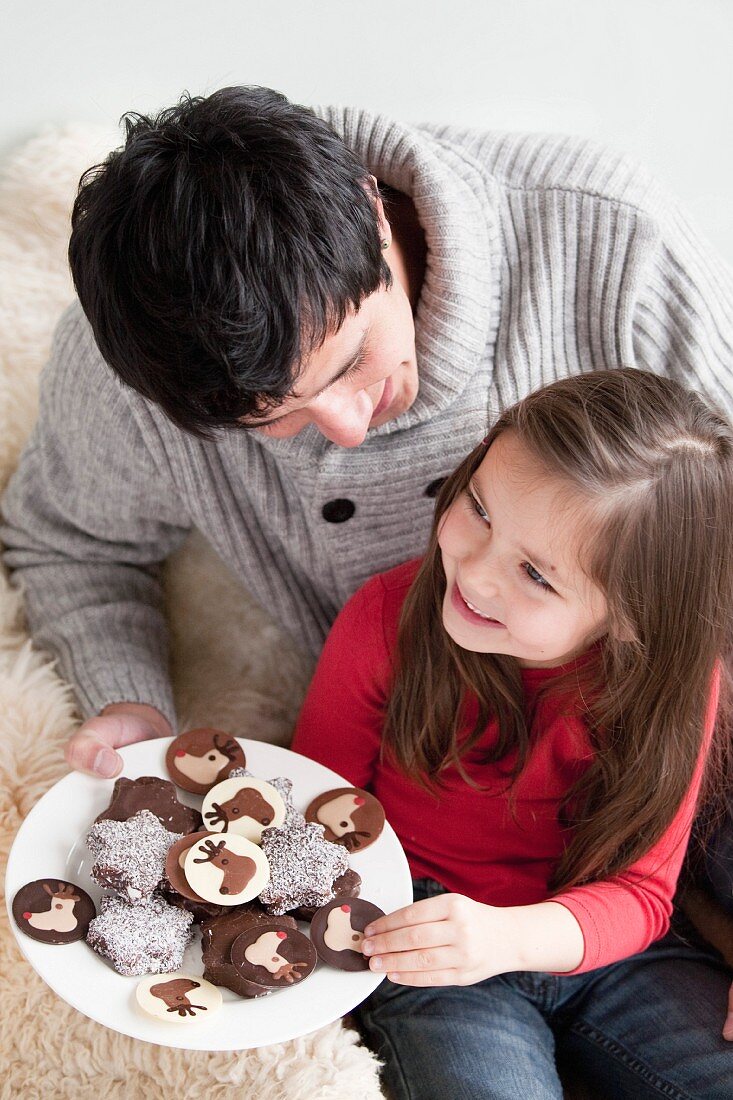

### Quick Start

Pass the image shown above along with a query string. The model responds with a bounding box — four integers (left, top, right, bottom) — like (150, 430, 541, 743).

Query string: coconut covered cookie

(258, 818, 348, 916)
(86, 893, 194, 976)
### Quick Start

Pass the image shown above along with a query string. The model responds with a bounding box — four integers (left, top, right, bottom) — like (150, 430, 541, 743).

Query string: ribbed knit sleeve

(630, 198, 733, 416)
(0, 303, 190, 726)
(423, 125, 733, 416)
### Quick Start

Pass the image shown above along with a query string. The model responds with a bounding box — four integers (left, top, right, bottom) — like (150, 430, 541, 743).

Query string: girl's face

(438, 432, 609, 668)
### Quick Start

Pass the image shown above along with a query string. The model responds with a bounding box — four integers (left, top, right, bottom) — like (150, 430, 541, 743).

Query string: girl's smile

(438, 431, 608, 668)
(450, 581, 505, 628)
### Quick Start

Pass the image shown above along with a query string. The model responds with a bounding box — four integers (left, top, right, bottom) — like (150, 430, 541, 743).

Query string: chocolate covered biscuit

(310, 898, 385, 971)
(166, 729, 246, 795)
(231, 921, 316, 989)
(95, 775, 200, 834)
(12, 879, 96, 945)
(304, 787, 385, 853)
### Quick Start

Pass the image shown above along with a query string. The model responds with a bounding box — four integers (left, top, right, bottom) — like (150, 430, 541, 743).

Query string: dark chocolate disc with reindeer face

(304, 787, 385, 853)
(183, 832, 269, 905)
(310, 898, 385, 970)
(166, 728, 247, 795)
(231, 921, 317, 989)
(13, 878, 96, 944)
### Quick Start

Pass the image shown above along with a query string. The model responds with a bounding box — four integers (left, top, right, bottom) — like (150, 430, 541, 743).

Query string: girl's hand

(361, 893, 585, 985)
(361, 893, 516, 986)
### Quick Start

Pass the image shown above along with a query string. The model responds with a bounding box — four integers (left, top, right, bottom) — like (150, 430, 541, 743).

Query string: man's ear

(368, 174, 391, 249)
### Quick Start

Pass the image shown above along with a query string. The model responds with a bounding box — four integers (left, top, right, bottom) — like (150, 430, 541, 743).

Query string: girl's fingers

(364, 895, 454, 937)
(362, 920, 451, 959)
(367, 944, 457, 975)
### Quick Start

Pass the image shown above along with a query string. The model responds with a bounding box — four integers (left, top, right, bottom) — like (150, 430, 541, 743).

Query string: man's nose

(308, 388, 374, 447)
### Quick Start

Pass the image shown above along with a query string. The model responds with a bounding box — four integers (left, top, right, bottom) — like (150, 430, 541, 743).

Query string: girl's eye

(522, 561, 553, 592)
(465, 489, 490, 524)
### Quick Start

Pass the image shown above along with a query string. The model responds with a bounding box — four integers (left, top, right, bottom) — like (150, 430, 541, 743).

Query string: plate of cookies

(5, 731, 412, 1050)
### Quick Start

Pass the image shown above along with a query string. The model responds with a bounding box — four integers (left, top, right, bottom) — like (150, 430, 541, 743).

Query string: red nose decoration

(175, 750, 185, 757)
(354, 796, 365, 806)
(23, 911, 32, 920)
(341, 905, 351, 913)
(276, 931, 287, 940)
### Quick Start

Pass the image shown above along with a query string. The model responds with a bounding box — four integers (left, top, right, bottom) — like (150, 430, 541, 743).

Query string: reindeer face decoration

(201, 777, 286, 842)
(184, 832, 270, 906)
(136, 971, 222, 1023)
(231, 922, 317, 989)
(165, 728, 247, 795)
(310, 898, 386, 971)
(12, 879, 96, 944)
(305, 787, 386, 853)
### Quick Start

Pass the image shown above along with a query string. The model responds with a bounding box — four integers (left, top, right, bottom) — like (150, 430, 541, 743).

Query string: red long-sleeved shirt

(292, 559, 717, 973)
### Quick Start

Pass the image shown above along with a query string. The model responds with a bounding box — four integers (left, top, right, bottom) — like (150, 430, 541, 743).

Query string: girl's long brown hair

(384, 369, 733, 891)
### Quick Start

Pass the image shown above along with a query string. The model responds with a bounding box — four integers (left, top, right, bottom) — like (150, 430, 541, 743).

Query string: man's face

(244, 277, 419, 447)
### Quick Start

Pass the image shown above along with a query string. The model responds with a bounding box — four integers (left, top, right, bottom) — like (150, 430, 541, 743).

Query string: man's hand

(64, 702, 173, 778)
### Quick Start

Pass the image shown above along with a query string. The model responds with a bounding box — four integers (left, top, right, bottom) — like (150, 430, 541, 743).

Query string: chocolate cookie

(231, 921, 316, 989)
(310, 898, 385, 971)
(94, 775, 200, 833)
(164, 830, 220, 904)
(136, 972, 222, 1022)
(159, 885, 232, 924)
(201, 776, 285, 841)
(86, 893, 194, 976)
(166, 729, 246, 795)
(200, 905, 297, 998)
(228, 770, 302, 827)
(304, 787, 385, 852)
(290, 868, 361, 922)
(12, 879, 96, 945)
(183, 833, 269, 905)
(258, 818, 349, 916)
(87, 809, 182, 904)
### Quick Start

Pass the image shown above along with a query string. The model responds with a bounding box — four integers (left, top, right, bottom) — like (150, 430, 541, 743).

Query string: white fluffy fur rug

(0, 127, 384, 1100)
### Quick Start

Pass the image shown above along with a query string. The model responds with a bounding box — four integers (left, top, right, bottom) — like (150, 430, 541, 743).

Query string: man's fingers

(723, 981, 733, 1041)
(65, 713, 157, 777)
(65, 731, 123, 778)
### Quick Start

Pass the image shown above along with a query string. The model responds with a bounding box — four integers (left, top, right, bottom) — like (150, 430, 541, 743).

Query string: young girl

(292, 369, 733, 1100)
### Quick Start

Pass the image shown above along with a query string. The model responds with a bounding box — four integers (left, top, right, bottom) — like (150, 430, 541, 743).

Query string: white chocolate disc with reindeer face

(136, 971, 222, 1023)
(200, 777, 285, 842)
(183, 832, 270, 905)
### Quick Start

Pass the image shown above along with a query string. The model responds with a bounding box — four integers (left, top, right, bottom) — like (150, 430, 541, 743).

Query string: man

(3, 86, 733, 1087)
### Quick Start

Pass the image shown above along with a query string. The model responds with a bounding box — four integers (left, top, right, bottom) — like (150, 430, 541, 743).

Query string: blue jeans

(354, 878, 733, 1100)
(698, 791, 733, 917)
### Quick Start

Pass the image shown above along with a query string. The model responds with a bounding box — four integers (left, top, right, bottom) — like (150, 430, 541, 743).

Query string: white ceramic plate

(5, 738, 413, 1050)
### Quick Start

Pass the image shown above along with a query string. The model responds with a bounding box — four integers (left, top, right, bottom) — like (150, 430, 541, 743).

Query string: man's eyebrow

(468, 479, 560, 581)
(255, 332, 369, 426)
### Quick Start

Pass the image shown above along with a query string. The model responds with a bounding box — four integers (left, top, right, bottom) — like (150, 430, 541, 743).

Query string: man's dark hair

(68, 86, 392, 437)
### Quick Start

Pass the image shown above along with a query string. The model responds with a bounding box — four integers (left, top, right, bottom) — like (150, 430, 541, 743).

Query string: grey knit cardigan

(2, 107, 732, 728)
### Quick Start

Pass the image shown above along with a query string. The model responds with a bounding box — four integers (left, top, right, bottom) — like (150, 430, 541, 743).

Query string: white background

(2, 0, 732, 262)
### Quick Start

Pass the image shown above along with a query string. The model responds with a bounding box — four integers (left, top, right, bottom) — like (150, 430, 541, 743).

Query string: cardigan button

(322, 498, 356, 523)
(425, 477, 447, 499)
